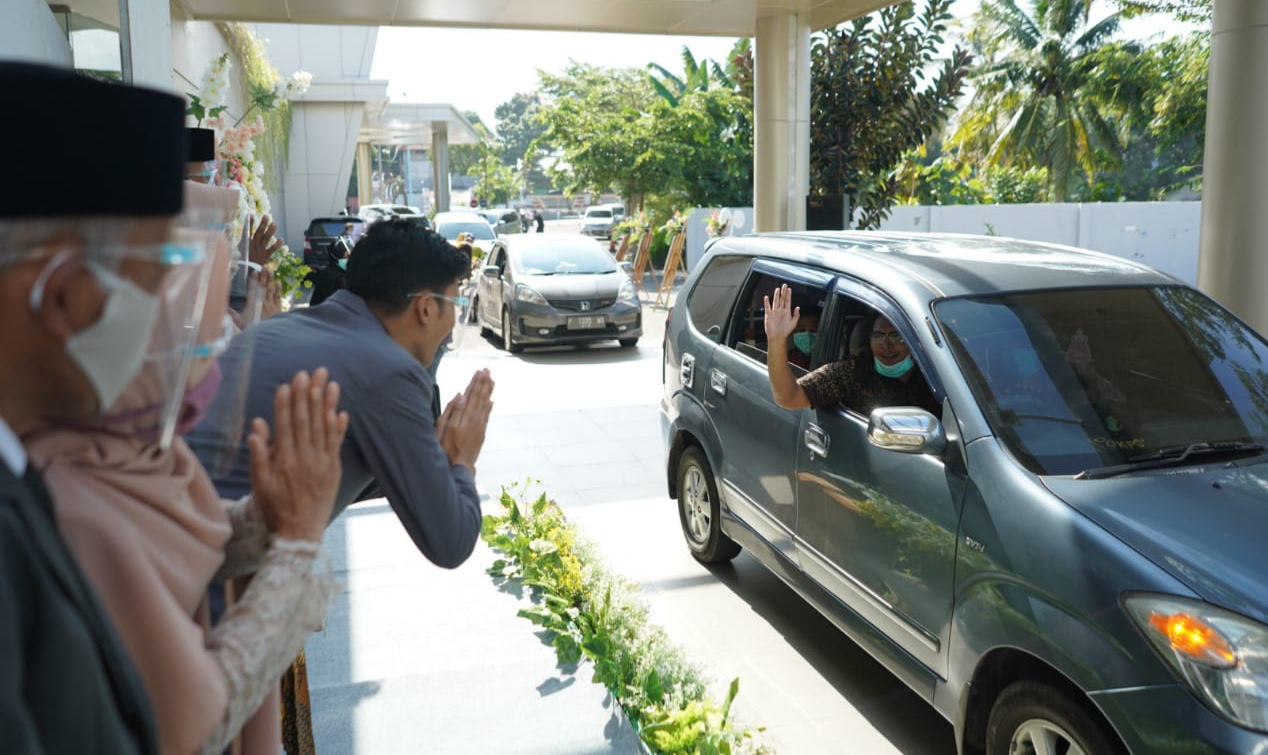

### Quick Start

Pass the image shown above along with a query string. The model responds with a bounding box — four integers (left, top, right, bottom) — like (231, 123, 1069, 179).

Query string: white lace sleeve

(216, 495, 271, 580)
(199, 539, 336, 755)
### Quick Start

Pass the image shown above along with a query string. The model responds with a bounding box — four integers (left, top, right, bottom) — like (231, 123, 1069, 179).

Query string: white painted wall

(255, 24, 383, 255)
(881, 202, 1203, 284)
(4, 0, 72, 67)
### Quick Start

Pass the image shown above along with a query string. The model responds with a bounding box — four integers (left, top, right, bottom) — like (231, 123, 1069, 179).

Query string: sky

(370, 0, 1199, 131)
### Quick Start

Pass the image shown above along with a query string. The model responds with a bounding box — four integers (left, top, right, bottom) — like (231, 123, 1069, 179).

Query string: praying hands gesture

(437, 369, 495, 473)
(249, 368, 350, 543)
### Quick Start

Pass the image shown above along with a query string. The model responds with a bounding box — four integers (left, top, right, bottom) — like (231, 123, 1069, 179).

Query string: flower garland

(187, 51, 313, 299)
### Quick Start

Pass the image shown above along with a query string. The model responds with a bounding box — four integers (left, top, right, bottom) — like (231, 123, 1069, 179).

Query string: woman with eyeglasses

(763, 284, 938, 415)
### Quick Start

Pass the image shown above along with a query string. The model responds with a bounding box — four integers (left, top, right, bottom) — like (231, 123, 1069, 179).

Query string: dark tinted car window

(936, 286, 1268, 475)
(307, 219, 363, 237)
(686, 255, 751, 339)
(727, 272, 826, 368)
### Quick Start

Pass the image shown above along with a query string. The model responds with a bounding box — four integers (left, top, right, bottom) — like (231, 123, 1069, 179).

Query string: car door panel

(795, 290, 965, 674)
(709, 259, 835, 563)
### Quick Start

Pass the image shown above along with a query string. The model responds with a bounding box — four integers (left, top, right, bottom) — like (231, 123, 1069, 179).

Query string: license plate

(567, 315, 605, 330)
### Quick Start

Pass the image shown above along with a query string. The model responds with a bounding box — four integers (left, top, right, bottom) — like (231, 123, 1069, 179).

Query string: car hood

(1044, 461, 1268, 622)
(517, 273, 623, 298)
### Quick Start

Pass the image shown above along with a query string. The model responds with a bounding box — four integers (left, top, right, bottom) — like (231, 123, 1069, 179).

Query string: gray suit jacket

(188, 290, 480, 568)
(0, 465, 157, 754)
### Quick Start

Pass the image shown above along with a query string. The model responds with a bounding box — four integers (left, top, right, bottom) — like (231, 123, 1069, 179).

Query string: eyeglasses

(870, 331, 905, 345)
(407, 291, 470, 309)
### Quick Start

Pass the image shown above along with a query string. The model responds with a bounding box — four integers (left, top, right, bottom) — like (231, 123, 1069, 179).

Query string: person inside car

(786, 310, 820, 371)
(764, 284, 938, 415)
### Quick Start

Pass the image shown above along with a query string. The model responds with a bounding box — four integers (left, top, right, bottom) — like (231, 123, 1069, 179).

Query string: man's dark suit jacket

(0, 463, 157, 754)
(188, 289, 481, 568)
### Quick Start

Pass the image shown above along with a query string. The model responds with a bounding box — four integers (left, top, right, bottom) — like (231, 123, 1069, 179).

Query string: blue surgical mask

(875, 355, 914, 379)
(792, 332, 815, 355)
(336, 258, 348, 270)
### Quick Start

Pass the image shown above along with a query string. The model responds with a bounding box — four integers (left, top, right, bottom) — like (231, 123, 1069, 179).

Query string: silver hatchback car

(662, 231, 1268, 755)
(475, 234, 641, 352)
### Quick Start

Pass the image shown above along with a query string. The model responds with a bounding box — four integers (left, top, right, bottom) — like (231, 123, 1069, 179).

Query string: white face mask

(57, 261, 160, 413)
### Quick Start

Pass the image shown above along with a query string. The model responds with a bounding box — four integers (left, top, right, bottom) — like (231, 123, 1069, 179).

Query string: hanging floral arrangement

(186, 47, 314, 300)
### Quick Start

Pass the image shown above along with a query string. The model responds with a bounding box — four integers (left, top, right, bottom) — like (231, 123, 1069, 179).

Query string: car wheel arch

(957, 647, 1126, 755)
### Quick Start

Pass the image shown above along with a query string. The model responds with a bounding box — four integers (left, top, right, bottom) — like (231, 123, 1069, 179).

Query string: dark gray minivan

(661, 231, 1268, 754)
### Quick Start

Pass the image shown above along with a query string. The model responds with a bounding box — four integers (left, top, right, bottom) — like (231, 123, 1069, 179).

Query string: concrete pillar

(118, 0, 173, 91)
(431, 123, 451, 213)
(1197, 0, 1268, 332)
(754, 13, 811, 233)
(356, 141, 373, 210)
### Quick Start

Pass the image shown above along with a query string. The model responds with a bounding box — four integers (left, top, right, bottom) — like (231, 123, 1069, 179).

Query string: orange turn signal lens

(1149, 611, 1238, 668)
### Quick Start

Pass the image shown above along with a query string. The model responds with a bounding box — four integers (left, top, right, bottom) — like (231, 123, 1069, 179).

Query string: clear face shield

(88, 230, 213, 448)
(192, 223, 267, 477)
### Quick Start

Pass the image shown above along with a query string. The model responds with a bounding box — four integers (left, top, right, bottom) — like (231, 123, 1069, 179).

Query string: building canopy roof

(169, 0, 897, 36)
(359, 103, 482, 148)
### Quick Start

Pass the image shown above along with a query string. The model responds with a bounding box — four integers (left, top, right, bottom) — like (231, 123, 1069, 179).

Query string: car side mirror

(482, 265, 500, 279)
(706, 325, 722, 343)
(618, 260, 633, 276)
(867, 407, 946, 456)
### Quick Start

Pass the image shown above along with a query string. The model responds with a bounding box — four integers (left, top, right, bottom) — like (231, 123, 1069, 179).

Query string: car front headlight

(618, 279, 638, 303)
(1124, 593, 1268, 731)
(515, 283, 548, 306)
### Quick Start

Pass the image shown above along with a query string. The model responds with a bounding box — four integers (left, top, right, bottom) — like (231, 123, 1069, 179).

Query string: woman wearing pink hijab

(25, 180, 347, 755)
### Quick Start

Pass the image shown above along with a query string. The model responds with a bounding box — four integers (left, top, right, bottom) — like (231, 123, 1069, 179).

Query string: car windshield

(585, 210, 612, 219)
(308, 220, 362, 237)
(513, 240, 617, 275)
(436, 221, 496, 241)
(935, 286, 1268, 476)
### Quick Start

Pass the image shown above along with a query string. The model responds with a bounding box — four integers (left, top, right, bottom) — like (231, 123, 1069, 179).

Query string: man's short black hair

(345, 218, 470, 316)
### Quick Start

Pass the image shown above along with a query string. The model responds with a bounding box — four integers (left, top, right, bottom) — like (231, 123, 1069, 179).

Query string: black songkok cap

(186, 127, 216, 163)
(0, 62, 187, 218)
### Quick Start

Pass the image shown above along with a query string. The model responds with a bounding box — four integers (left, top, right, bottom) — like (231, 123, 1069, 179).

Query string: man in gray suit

(190, 218, 493, 567)
(0, 62, 194, 755)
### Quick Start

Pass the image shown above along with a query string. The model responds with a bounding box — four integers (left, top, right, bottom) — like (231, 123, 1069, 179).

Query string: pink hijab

(25, 181, 279, 755)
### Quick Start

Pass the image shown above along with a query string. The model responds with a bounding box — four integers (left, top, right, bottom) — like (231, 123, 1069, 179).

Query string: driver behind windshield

(764, 284, 938, 415)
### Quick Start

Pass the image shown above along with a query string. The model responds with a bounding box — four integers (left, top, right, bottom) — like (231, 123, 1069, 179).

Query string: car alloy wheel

(502, 308, 523, 354)
(676, 447, 740, 564)
(986, 681, 1123, 755)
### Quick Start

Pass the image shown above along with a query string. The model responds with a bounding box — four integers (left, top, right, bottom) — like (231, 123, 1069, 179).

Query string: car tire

(618, 337, 639, 349)
(986, 681, 1124, 755)
(677, 447, 741, 564)
(502, 308, 523, 354)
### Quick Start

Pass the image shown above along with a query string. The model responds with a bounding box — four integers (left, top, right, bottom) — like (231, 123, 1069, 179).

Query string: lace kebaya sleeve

(198, 538, 336, 755)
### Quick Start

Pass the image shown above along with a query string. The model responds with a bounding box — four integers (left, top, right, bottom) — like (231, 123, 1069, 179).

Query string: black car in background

(303, 216, 365, 271)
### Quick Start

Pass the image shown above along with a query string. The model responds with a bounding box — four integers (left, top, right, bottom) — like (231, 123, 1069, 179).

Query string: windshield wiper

(1076, 441, 1266, 480)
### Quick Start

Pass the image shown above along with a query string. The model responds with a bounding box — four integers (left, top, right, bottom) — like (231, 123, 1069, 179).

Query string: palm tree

(949, 0, 1127, 200)
(648, 47, 733, 107)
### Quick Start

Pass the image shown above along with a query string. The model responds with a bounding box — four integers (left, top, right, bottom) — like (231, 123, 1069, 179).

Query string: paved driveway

(444, 292, 956, 754)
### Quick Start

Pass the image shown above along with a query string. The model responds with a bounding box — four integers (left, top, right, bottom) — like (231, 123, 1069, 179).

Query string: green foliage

(537, 54, 753, 213)
(184, 93, 228, 126)
(495, 92, 552, 191)
(809, 0, 972, 229)
(450, 112, 490, 178)
(1108, 0, 1211, 23)
(948, 0, 1126, 201)
(482, 485, 770, 755)
(892, 148, 987, 206)
(984, 165, 1050, 203)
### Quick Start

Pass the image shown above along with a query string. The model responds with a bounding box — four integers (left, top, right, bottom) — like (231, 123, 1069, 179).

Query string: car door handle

(805, 423, 830, 458)
(710, 369, 728, 397)
(680, 353, 695, 389)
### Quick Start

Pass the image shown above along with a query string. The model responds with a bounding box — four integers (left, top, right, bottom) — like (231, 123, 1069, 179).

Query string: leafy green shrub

(482, 486, 771, 755)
